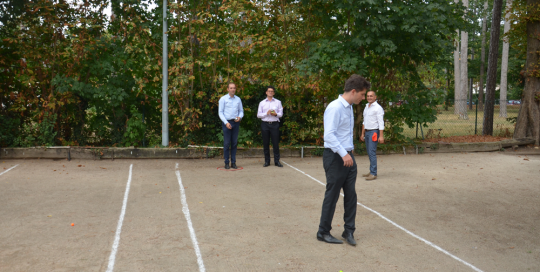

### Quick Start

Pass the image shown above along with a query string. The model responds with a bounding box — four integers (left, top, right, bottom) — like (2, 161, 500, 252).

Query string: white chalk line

(281, 161, 483, 272)
(175, 163, 206, 272)
(0, 164, 19, 177)
(106, 164, 133, 272)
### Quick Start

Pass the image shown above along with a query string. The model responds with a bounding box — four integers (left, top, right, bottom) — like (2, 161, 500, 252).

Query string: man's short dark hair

(228, 82, 236, 88)
(344, 74, 370, 93)
(367, 90, 377, 96)
(266, 85, 275, 92)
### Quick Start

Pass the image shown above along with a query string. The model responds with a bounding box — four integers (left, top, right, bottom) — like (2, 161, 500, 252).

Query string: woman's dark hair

(344, 74, 371, 93)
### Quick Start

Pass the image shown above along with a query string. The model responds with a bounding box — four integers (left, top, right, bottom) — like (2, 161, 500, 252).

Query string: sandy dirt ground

(0, 152, 538, 272)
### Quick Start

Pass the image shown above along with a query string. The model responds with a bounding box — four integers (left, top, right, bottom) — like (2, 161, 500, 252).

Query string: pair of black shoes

(263, 161, 283, 167)
(224, 163, 237, 169)
(317, 231, 356, 246)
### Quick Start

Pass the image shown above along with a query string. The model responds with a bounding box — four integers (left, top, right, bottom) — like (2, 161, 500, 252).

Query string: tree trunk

(458, 0, 469, 119)
(468, 80, 472, 110)
(469, 47, 474, 110)
(499, 0, 513, 117)
(454, 0, 460, 115)
(514, 0, 540, 145)
(459, 28, 469, 119)
(479, 0, 488, 111)
(483, 0, 504, 136)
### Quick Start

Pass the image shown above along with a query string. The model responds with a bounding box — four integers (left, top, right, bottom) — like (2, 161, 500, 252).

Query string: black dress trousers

(318, 148, 358, 235)
(261, 121, 280, 163)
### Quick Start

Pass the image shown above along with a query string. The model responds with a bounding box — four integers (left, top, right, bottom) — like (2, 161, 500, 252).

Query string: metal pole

(161, 0, 169, 146)
(142, 103, 146, 147)
(475, 99, 478, 135)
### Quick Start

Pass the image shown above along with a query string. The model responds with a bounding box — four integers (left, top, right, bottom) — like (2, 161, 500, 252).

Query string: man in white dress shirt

(317, 74, 370, 246)
(360, 91, 385, 180)
(257, 86, 284, 167)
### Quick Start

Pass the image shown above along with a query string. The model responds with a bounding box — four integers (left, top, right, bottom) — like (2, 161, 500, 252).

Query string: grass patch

(403, 105, 519, 139)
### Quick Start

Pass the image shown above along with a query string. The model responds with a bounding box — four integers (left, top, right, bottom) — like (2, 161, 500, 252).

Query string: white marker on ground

(0, 164, 19, 177)
(175, 163, 206, 272)
(281, 161, 483, 272)
(106, 164, 133, 272)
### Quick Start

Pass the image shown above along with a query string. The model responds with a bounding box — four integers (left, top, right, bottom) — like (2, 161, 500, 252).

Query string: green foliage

(353, 140, 367, 155)
(123, 105, 146, 147)
(14, 113, 57, 147)
(0, 0, 492, 148)
(311, 147, 324, 156)
(507, 0, 540, 97)
(0, 116, 20, 147)
(237, 130, 254, 147)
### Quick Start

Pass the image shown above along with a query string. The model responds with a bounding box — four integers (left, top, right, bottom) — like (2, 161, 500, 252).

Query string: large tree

(514, 0, 540, 144)
(483, 0, 504, 135)
(499, 0, 514, 117)
(454, 0, 461, 115)
(300, 0, 464, 140)
(478, 0, 488, 111)
(458, 0, 469, 119)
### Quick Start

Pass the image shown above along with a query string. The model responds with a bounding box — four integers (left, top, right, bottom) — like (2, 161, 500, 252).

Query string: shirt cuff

(337, 148, 348, 157)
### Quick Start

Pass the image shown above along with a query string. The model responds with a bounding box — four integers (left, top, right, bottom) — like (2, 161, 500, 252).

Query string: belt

(365, 129, 379, 131)
(227, 119, 237, 122)
(263, 121, 279, 124)
(325, 148, 353, 155)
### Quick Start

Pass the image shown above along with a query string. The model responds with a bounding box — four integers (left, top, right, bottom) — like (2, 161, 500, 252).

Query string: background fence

(401, 99, 520, 139)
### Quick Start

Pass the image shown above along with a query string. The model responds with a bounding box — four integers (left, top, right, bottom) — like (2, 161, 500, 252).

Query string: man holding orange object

(360, 91, 384, 180)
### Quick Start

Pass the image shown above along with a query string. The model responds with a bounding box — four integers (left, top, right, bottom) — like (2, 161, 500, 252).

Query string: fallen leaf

(78, 165, 82, 167)
(432, 178, 436, 180)
(509, 247, 514, 249)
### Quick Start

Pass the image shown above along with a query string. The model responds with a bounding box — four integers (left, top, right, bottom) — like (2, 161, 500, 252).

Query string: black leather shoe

(224, 163, 230, 169)
(342, 231, 357, 246)
(263, 162, 270, 167)
(275, 161, 283, 167)
(317, 232, 343, 244)
(231, 163, 237, 169)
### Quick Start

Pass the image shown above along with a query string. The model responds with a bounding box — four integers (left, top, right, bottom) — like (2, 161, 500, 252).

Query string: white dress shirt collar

(338, 95, 351, 108)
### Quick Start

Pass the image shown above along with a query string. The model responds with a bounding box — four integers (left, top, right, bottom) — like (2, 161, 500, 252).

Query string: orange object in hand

(372, 132, 378, 142)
